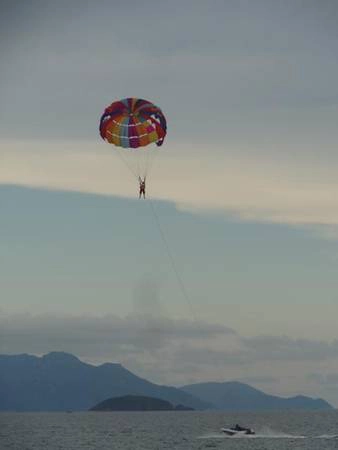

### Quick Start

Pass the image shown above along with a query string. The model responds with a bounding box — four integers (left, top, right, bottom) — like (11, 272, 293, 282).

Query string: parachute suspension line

(145, 149, 150, 177)
(112, 145, 160, 181)
(115, 148, 139, 180)
(141, 148, 146, 178)
(148, 198, 197, 321)
(145, 148, 159, 179)
(137, 150, 141, 179)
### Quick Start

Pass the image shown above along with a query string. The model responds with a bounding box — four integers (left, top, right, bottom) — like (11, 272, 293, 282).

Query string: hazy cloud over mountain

(1, 311, 338, 404)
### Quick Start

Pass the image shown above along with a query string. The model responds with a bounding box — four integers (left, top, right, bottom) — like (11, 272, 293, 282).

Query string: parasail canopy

(99, 98, 167, 149)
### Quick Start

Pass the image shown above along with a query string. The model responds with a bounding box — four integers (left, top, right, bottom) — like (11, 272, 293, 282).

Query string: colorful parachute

(99, 98, 167, 149)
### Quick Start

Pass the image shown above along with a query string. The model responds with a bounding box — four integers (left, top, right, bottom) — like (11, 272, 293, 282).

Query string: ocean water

(1, 410, 338, 450)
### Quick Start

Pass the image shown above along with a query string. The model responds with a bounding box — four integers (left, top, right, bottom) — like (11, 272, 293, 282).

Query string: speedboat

(221, 425, 255, 436)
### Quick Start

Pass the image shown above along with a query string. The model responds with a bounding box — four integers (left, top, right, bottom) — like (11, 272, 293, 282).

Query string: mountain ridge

(0, 352, 210, 411)
(181, 381, 332, 410)
(0, 352, 332, 411)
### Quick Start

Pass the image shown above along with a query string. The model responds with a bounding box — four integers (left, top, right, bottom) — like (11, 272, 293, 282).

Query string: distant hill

(181, 381, 333, 411)
(90, 395, 194, 411)
(0, 352, 210, 412)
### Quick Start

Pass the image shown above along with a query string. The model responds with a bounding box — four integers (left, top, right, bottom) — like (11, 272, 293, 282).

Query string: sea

(1, 410, 338, 450)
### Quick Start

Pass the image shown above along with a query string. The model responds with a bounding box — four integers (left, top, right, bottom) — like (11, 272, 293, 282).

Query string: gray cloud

(1, 0, 338, 149)
(171, 345, 248, 368)
(1, 312, 337, 372)
(234, 376, 280, 385)
(308, 373, 338, 386)
(168, 335, 338, 374)
(0, 312, 234, 358)
(242, 335, 338, 362)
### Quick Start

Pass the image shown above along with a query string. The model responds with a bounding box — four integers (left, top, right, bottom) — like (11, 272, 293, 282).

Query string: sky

(1, 0, 338, 405)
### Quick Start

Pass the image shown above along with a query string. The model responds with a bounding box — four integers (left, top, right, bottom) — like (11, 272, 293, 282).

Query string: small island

(89, 395, 194, 411)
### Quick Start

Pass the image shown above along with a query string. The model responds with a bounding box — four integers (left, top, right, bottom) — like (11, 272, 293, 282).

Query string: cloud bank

(1, 139, 338, 233)
(1, 311, 338, 404)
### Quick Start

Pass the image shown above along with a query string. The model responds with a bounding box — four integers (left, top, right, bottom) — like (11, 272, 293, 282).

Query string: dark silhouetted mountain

(0, 352, 210, 411)
(90, 394, 194, 411)
(181, 381, 333, 410)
